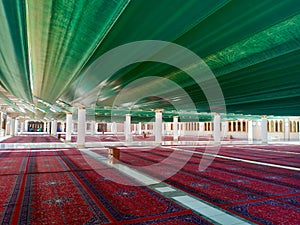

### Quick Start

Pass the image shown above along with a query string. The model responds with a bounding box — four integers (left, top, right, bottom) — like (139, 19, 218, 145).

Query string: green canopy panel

(0, 0, 32, 102)
(1, 0, 300, 119)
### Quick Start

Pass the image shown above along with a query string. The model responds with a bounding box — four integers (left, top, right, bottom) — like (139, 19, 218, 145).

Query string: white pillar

(298, 120, 300, 141)
(213, 113, 221, 143)
(248, 120, 254, 141)
(10, 118, 15, 136)
(52, 120, 57, 136)
(152, 122, 155, 135)
(133, 124, 137, 134)
(77, 108, 86, 146)
(138, 122, 142, 135)
(61, 122, 65, 133)
(14, 119, 19, 135)
(0, 112, 3, 136)
(5, 117, 9, 135)
(47, 121, 50, 134)
(112, 122, 117, 134)
(125, 114, 131, 142)
(145, 124, 148, 134)
(51, 121, 54, 134)
(199, 122, 204, 134)
(66, 113, 72, 142)
(155, 110, 163, 143)
(182, 122, 186, 136)
(284, 118, 290, 141)
(91, 121, 95, 136)
(173, 116, 179, 141)
(95, 123, 98, 134)
(24, 120, 28, 132)
(42, 122, 45, 132)
(222, 122, 227, 139)
(20, 122, 24, 134)
(261, 116, 268, 143)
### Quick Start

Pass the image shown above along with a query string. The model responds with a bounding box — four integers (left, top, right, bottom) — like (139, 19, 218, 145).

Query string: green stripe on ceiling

(26, 0, 130, 103)
(176, 0, 300, 57)
(206, 14, 300, 75)
(61, 0, 230, 102)
(0, 0, 32, 102)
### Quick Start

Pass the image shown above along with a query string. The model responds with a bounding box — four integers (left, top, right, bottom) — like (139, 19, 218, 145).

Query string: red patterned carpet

(0, 136, 212, 225)
(1, 135, 61, 143)
(60, 134, 210, 142)
(113, 145, 300, 224)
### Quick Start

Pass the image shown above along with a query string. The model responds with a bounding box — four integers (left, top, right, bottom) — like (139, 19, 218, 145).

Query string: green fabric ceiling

(0, 0, 32, 102)
(1, 0, 300, 120)
(26, 0, 130, 103)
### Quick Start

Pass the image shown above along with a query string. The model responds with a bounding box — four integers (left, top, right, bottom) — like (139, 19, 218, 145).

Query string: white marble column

(199, 122, 204, 134)
(298, 120, 300, 141)
(20, 122, 25, 134)
(145, 123, 148, 134)
(248, 120, 254, 141)
(91, 121, 95, 136)
(52, 120, 57, 136)
(213, 113, 221, 143)
(138, 122, 142, 135)
(14, 119, 19, 135)
(133, 124, 137, 134)
(50, 121, 54, 135)
(222, 122, 227, 138)
(61, 122, 65, 133)
(43, 122, 47, 132)
(284, 118, 290, 141)
(112, 122, 117, 134)
(0, 112, 3, 136)
(95, 123, 98, 134)
(77, 108, 86, 146)
(173, 116, 179, 141)
(24, 120, 28, 132)
(72, 122, 75, 133)
(261, 116, 268, 143)
(182, 122, 186, 136)
(10, 118, 15, 136)
(5, 117, 10, 135)
(47, 121, 50, 134)
(66, 113, 72, 142)
(155, 110, 163, 143)
(125, 114, 131, 142)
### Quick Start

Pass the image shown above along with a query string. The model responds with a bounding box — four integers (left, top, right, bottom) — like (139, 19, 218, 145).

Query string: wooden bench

(108, 147, 120, 164)
(227, 135, 233, 140)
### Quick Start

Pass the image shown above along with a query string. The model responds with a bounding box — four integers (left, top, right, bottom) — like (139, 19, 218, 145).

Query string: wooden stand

(108, 147, 120, 164)
(227, 135, 233, 140)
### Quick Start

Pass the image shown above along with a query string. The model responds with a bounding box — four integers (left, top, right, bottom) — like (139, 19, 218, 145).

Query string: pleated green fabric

(26, 0, 130, 103)
(0, 0, 32, 102)
(1, 0, 300, 118)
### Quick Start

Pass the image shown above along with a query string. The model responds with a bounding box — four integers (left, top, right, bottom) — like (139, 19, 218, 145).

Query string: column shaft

(77, 108, 86, 146)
